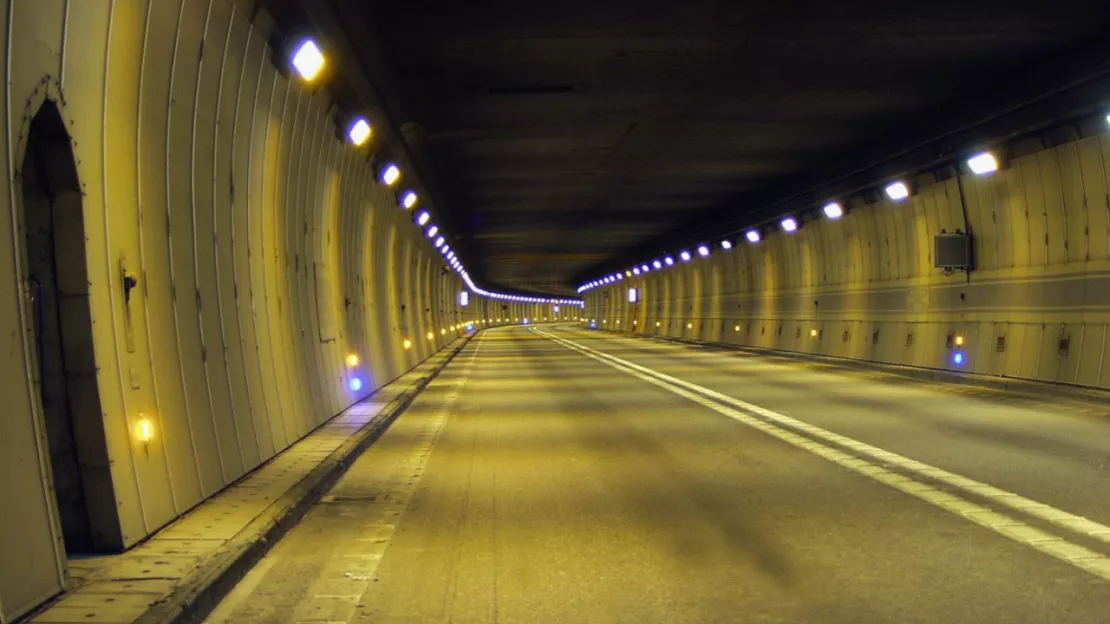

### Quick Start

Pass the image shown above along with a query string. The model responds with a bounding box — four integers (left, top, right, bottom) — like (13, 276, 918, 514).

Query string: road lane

(551, 325, 1110, 533)
(206, 325, 1110, 624)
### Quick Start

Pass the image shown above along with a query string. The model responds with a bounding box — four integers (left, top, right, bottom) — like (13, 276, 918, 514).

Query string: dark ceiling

(296, 0, 1110, 295)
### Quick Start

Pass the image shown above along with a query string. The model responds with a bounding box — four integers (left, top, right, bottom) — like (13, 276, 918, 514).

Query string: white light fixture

(380, 163, 401, 186)
(967, 152, 998, 175)
(665, 256, 675, 266)
(291, 39, 325, 82)
(426, 225, 438, 238)
(628, 288, 638, 303)
(885, 182, 909, 201)
(781, 217, 798, 232)
(347, 118, 371, 146)
(679, 251, 691, 262)
(401, 190, 418, 209)
(653, 260, 662, 269)
(721, 240, 733, 250)
(633, 267, 641, 275)
(697, 245, 710, 257)
(416, 211, 430, 226)
(434, 236, 444, 248)
(459, 291, 469, 307)
(823, 202, 844, 219)
(641, 264, 649, 272)
(746, 230, 761, 243)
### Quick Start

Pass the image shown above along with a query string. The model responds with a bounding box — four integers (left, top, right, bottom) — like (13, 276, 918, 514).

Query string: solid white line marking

(532, 326, 1110, 582)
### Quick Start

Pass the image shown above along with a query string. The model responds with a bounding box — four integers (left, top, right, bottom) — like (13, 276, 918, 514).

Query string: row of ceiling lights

(577, 140, 1068, 294)
(290, 40, 583, 308)
(582, 112, 1110, 294)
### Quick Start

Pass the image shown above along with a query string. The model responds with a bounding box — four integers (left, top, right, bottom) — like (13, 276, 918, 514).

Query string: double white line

(531, 326, 1110, 581)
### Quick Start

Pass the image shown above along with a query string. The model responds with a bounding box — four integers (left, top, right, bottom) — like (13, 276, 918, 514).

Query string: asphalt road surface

(205, 324, 1110, 623)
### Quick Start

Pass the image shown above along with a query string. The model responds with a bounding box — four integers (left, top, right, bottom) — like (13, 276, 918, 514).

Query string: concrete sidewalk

(26, 334, 475, 624)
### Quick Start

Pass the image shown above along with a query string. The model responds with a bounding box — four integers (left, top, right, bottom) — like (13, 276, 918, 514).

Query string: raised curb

(131, 332, 477, 624)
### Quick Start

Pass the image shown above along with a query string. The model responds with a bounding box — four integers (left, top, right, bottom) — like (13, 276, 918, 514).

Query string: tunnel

(4, 1, 1110, 622)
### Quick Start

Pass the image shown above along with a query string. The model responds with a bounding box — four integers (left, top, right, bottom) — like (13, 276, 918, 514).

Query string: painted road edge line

(531, 326, 1110, 582)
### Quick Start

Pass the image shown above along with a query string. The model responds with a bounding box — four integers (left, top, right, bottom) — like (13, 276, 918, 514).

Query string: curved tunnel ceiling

(296, 0, 1110, 295)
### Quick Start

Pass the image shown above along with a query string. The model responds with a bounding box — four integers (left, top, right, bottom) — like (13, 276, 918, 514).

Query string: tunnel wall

(0, 1, 568, 621)
(586, 129, 1110, 388)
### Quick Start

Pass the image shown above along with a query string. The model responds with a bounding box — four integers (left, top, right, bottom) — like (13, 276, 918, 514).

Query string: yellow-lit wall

(0, 2, 577, 621)
(587, 130, 1110, 388)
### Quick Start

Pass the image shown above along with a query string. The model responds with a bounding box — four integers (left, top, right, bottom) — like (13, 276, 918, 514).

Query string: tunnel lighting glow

(554, 305, 560, 312)
(441, 328, 447, 335)
(345, 353, 359, 368)
(885, 182, 909, 201)
(641, 264, 649, 272)
(403, 339, 412, 350)
(416, 210, 430, 226)
(347, 118, 372, 146)
(665, 256, 675, 266)
(698, 245, 710, 257)
(434, 237, 445, 248)
(734, 325, 741, 332)
(628, 288, 638, 303)
(656, 321, 661, 327)
(953, 352, 965, 366)
(136, 416, 154, 443)
(680, 251, 692, 262)
(721, 240, 733, 250)
(633, 267, 641, 275)
(687, 323, 693, 329)
(380, 163, 401, 186)
(402, 190, 418, 209)
(523, 318, 530, 325)
(625, 270, 632, 278)
(426, 331, 434, 341)
(746, 229, 761, 243)
(459, 291, 469, 307)
(1106, 112, 1110, 127)
(823, 202, 844, 220)
(967, 152, 998, 175)
(781, 217, 798, 232)
(590, 320, 597, 328)
(955, 335, 964, 346)
(653, 260, 662, 269)
(810, 329, 818, 337)
(291, 39, 325, 82)
(426, 225, 439, 238)
(349, 377, 363, 391)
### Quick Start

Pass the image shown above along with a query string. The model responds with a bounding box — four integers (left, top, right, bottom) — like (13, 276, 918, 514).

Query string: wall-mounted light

(953, 351, 965, 366)
(633, 268, 641, 275)
(679, 251, 691, 262)
(781, 217, 798, 232)
(426, 331, 434, 341)
(426, 225, 439, 238)
(697, 245, 710, 257)
(665, 256, 675, 266)
(746, 230, 761, 243)
(380, 162, 401, 186)
(291, 39, 325, 82)
(346, 118, 372, 147)
(653, 260, 663, 269)
(955, 335, 964, 346)
(415, 210, 430, 226)
(885, 182, 909, 201)
(823, 202, 844, 220)
(401, 190, 418, 209)
(349, 377, 363, 391)
(345, 353, 360, 367)
(135, 414, 155, 444)
(403, 339, 412, 350)
(967, 152, 998, 175)
(810, 328, 818, 337)
(628, 287, 638, 303)
(459, 291, 469, 307)
(434, 236, 445, 248)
